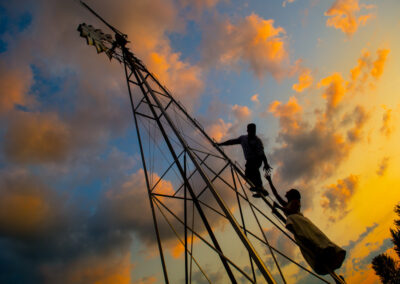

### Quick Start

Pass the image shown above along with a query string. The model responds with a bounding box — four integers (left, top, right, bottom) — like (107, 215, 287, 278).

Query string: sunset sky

(1, 0, 399, 283)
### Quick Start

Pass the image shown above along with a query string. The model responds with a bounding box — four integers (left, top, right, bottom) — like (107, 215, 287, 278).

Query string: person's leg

(253, 158, 263, 188)
(245, 159, 259, 189)
(246, 158, 268, 197)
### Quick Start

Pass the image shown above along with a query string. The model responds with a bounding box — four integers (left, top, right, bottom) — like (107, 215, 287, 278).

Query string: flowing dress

(286, 213, 346, 275)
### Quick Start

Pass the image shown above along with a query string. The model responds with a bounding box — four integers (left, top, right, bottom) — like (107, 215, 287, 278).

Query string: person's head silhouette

(247, 123, 256, 138)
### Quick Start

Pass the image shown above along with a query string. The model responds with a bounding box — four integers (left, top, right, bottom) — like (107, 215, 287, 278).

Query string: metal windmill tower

(76, 2, 343, 283)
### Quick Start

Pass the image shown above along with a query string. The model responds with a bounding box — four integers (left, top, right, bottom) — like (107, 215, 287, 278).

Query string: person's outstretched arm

(262, 153, 272, 173)
(265, 175, 287, 207)
(217, 137, 241, 146)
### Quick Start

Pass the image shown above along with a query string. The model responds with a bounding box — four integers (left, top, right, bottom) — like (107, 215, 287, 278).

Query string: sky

(0, 0, 399, 283)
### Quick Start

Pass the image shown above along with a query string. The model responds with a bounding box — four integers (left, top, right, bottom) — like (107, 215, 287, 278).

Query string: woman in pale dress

(265, 174, 346, 279)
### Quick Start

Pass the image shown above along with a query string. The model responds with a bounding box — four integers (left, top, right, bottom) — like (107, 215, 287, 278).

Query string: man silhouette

(218, 123, 271, 197)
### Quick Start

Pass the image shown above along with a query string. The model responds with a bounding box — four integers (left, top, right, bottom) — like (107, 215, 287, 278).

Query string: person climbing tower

(217, 123, 272, 197)
(265, 174, 346, 282)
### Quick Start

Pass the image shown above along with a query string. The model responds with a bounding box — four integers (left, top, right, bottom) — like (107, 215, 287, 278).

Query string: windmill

(76, 2, 343, 283)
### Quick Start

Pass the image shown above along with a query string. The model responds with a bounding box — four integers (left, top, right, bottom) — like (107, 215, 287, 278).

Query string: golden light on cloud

(203, 13, 289, 79)
(0, 193, 50, 236)
(0, 64, 33, 114)
(4, 112, 71, 164)
(371, 49, 390, 79)
(380, 108, 393, 138)
(318, 72, 346, 113)
(43, 252, 133, 284)
(292, 69, 313, 93)
(207, 118, 232, 142)
(232, 104, 251, 120)
(251, 93, 259, 104)
(269, 96, 302, 132)
(325, 0, 375, 36)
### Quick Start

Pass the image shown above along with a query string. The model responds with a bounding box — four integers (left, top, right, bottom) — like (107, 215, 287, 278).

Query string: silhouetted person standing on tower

(218, 123, 271, 197)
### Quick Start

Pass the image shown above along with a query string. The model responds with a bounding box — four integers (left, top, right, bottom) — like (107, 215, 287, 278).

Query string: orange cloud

(380, 108, 393, 138)
(318, 72, 346, 116)
(350, 49, 370, 82)
(376, 157, 390, 176)
(232, 104, 251, 121)
(269, 97, 302, 132)
(171, 236, 199, 259)
(89, 0, 203, 109)
(4, 112, 71, 164)
(251, 93, 259, 104)
(292, 68, 313, 93)
(147, 50, 203, 107)
(42, 252, 132, 284)
(203, 13, 289, 79)
(325, 0, 375, 36)
(371, 49, 390, 79)
(206, 118, 232, 142)
(346, 106, 369, 142)
(0, 171, 63, 239)
(0, 63, 33, 114)
(321, 174, 359, 215)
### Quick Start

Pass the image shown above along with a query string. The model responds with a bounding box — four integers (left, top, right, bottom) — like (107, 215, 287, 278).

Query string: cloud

(347, 48, 390, 92)
(376, 157, 390, 176)
(380, 108, 393, 138)
(345, 106, 369, 143)
(0, 169, 161, 283)
(147, 50, 204, 108)
(371, 49, 390, 79)
(3, 112, 71, 164)
(178, 0, 222, 18)
(268, 96, 303, 132)
(351, 238, 392, 272)
(265, 227, 297, 267)
(41, 252, 133, 284)
(343, 223, 378, 252)
(97, 170, 176, 246)
(292, 68, 313, 93)
(0, 62, 34, 115)
(350, 49, 370, 82)
(133, 275, 157, 284)
(325, 0, 375, 36)
(268, 96, 354, 186)
(268, 48, 389, 188)
(206, 118, 233, 142)
(251, 93, 260, 105)
(0, 170, 66, 240)
(318, 72, 346, 117)
(282, 0, 296, 7)
(320, 174, 359, 216)
(232, 104, 251, 121)
(202, 13, 289, 79)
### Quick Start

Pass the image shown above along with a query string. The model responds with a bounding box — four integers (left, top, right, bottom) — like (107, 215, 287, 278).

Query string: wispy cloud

(292, 68, 313, 93)
(325, 0, 375, 36)
(321, 174, 359, 220)
(376, 157, 390, 176)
